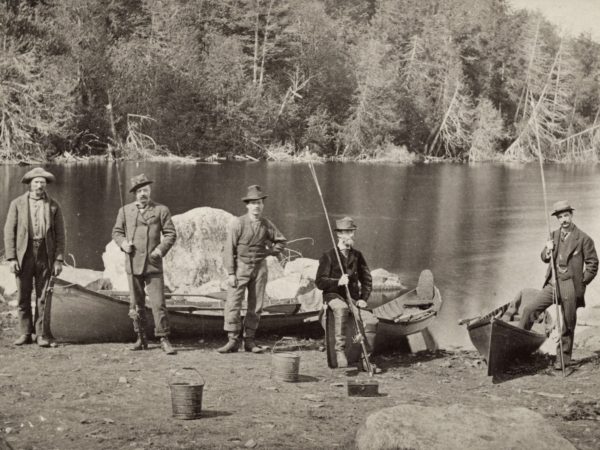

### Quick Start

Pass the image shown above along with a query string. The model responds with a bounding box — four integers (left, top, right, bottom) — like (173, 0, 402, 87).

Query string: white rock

(0, 264, 18, 299)
(283, 258, 319, 280)
(266, 274, 315, 302)
(355, 404, 575, 450)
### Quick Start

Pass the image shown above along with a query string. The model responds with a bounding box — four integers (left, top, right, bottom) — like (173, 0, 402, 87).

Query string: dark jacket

(542, 225, 598, 308)
(112, 200, 177, 276)
(4, 192, 66, 268)
(315, 247, 372, 302)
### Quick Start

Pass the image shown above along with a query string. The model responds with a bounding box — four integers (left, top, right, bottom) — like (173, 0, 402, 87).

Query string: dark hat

(21, 167, 55, 184)
(242, 185, 268, 202)
(129, 173, 154, 193)
(551, 200, 574, 216)
(335, 216, 358, 231)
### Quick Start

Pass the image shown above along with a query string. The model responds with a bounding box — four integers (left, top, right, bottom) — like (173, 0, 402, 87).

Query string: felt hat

(551, 200, 574, 216)
(129, 173, 154, 193)
(335, 216, 358, 231)
(21, 167, 55, 184)
(242, 185, 268, 202)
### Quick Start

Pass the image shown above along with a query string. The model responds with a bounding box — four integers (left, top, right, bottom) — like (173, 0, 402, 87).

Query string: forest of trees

(1, 0, 600, 162)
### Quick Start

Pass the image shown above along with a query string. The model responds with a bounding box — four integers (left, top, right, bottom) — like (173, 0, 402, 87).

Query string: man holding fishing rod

(315, 217, 379, 372)
(112, 174, 178, 355)
(518, 201, 598, 370)
(4, 168, 65, 348)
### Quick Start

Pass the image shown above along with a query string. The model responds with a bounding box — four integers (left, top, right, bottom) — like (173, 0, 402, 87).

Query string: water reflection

(2, 161, 600, 347)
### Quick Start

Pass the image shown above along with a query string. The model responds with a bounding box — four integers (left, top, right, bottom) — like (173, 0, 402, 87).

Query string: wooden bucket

(271, 338, 301, 382)
(169, 367, 204, 420)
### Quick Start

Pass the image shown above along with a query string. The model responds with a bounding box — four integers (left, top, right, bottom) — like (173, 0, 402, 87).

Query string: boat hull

(50, 279, 319, 343)
(467, 306, 547, 376)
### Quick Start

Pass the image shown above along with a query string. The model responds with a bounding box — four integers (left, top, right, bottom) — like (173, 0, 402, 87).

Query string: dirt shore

(1, 306, 599, 450)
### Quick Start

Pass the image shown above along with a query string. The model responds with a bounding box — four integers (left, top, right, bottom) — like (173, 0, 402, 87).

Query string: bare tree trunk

(253, 0, 261, 84)
(258, 0, 274, 89)
(428, 85, 459, 156)
(514, 19, 540, 124)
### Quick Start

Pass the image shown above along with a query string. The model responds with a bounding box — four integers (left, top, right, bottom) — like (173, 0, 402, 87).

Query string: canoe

(466, 302, 548, 377)
(326, 270, 443, 365)
(49, 278, 320, 343)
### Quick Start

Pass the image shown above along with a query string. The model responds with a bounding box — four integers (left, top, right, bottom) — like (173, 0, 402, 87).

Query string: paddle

(168, 303, 301, 315)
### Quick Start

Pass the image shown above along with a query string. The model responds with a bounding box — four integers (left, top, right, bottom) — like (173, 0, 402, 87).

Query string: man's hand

(149, 248, 162, 264)
(546, 240, 554, 251)
(356, 299, 368, 309)
(338, 274, 349, 286)
(121, 241, 134, 254)
(8, 260, 20, 274)
(227, 274, 238, 288)
(53, 261, 63, 276)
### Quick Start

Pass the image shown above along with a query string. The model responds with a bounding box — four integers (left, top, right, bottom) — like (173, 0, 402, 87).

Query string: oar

(532, 109, 566, 378)
(168, 303, 301, 315)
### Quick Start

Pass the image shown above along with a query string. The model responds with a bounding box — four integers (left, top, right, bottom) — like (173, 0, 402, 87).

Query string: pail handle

(272, 337, 301, 355)
(168, 367, 205, 386)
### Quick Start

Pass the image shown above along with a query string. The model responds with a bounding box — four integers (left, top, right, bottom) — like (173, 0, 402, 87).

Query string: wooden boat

(465, 302, 548, 377)
(326, 270, 443, 366)
(49, 278, 320, 343)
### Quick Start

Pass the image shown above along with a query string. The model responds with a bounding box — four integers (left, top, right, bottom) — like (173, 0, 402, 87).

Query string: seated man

(315, 217, 378, 371)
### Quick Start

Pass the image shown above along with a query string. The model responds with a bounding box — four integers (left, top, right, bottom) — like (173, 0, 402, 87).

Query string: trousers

(518, 281, 577, 358)
(16, 240, 50, 337)
(128, 273, 170, 336)
(321, 296, 378, 353)
(224, 259, 268, 337)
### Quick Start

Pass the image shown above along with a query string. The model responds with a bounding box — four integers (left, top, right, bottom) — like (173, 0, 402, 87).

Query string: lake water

(2, 161, 600, 347)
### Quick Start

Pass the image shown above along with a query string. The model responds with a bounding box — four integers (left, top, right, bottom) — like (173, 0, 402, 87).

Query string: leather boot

(36, 336, 51, 348)
(217, 333, 240, 353)
(336, 351, 348, 368)
(14, 334, 33, 346)
(161, 337, 177, 355)
(130, 332, 148, 351)
(244, 337, 264, 354)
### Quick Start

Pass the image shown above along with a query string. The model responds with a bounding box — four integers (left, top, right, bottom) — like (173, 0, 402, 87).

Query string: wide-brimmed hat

(129, 173, 154, 193)
(335, 216, 358, 231)
(551, 200, 574, 216)
(242, 185, 268, 202)
(21, 167, 55, 184)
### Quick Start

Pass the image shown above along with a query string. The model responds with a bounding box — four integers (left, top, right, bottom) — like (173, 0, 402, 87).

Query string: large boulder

(102, 207, 289, 292)
(355, 404, 575, 450)
(284, 257, 319, 280)
(0, 264, 18, 300)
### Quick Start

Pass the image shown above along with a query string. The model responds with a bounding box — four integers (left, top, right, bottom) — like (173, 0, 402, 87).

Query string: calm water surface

(2, 161, 600, 347)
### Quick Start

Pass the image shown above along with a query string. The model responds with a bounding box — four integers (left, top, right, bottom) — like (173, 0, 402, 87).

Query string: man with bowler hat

(4, 167, 66, 347)
(518, 200, 598, 369)
(217, 185, 287, 353)
(315, 216, 379, 371)
(112, 174, 177, 354)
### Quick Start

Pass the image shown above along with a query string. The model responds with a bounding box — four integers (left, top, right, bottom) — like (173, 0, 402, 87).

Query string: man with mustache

(518, 201, 598, 369)
(218, 185, 287, 353)
(315, 217, 379, 371)
(4, 168, 66, 347)
(112, 174, 177, 354)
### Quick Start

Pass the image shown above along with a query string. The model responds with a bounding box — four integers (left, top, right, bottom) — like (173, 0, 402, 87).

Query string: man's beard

(340, 237, 354, 249)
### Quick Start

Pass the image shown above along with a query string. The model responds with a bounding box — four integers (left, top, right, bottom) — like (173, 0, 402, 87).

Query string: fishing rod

(532, 110, 566, 377)
(307, 162, 374, 376)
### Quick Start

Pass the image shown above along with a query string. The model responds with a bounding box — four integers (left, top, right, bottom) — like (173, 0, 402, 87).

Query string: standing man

(315, 217, 378, 371)
(4, 167, 65, 347)
(112, 174, 177, 355)
(518, 201, 598, 369)
(218, 185, 287, 353)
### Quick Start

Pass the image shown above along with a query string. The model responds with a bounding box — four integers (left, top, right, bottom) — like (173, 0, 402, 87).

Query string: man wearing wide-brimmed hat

(518, 200, 598, 369)
(315, 216, 379, 371)
(4, 167, 66, 347)
(217, 185, 287, 353)
(112, 173, 177, 354)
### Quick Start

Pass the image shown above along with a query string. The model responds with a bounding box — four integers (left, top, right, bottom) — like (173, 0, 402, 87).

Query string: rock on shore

(355, 404, 575, 450)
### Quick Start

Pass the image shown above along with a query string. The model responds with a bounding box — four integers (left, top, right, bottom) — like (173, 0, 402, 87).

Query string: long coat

(542, 225, 598, 308)
(3, 192, 66, 268)
(315, 247, 372, 302)
(111, 201, 176, 276)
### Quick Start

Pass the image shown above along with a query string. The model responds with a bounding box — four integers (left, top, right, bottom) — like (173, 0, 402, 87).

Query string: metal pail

(271, 338, 301, 382)
(169, 367, 204, 419)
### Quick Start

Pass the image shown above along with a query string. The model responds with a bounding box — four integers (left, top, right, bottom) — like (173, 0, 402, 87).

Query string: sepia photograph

(1, 0, 600, 449)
